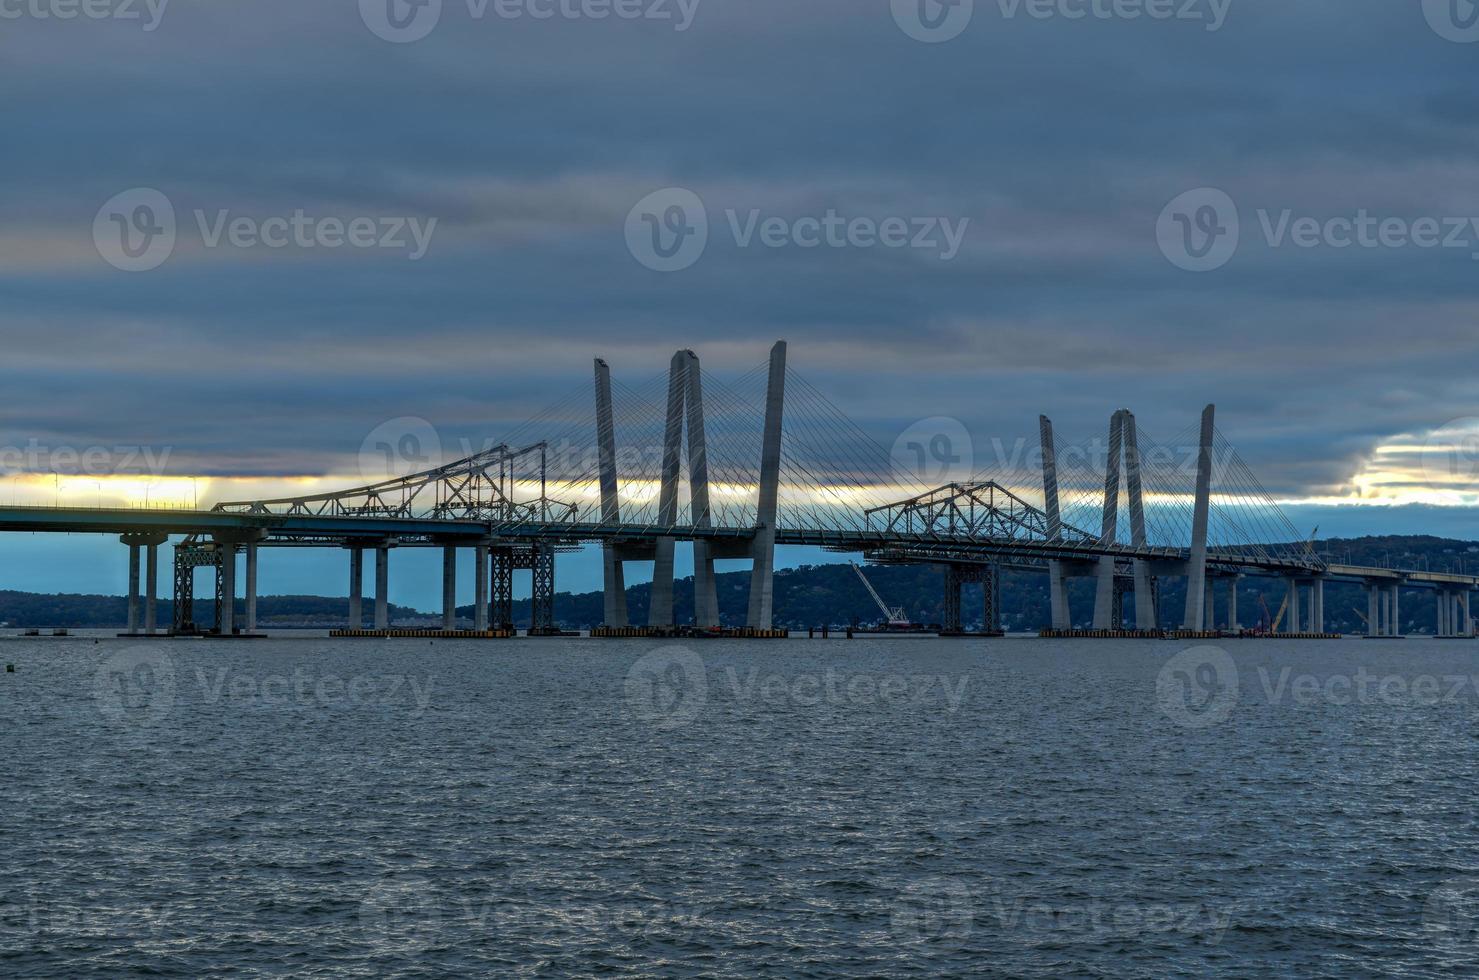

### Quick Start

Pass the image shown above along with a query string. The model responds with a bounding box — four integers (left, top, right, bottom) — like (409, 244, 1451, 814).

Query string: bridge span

(4, 342, 1475, 639)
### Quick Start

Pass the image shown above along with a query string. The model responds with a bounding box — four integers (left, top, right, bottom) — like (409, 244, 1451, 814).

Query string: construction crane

(850, 562, 913, 628)
(1254, 592, 1291, 634)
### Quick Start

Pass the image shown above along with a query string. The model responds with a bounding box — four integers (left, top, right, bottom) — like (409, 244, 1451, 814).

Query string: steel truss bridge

(0, 342, 1473, 638)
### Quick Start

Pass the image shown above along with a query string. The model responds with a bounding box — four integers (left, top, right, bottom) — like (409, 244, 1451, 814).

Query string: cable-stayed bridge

(0, 342, 1472, 638)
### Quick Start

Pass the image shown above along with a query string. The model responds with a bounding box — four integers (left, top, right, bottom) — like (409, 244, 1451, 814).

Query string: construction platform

(329, 628, 516, 639)
(590, 626, 790, 639)
(1040, 629, 1171, 639)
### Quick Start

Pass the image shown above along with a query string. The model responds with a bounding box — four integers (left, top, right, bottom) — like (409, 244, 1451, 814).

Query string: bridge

(3, 342, 1474, 639)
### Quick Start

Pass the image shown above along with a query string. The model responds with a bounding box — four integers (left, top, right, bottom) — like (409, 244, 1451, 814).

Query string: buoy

(5, 664, 13, 672)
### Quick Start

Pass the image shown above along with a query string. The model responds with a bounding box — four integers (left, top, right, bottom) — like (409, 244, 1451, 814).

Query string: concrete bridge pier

(1227, 574, 1240, 630)
(374, 541, 393, 630)
(1285, 578, 1300, 634)
(120, 532, 168, 635)
(1390, 584, 1401, 637)
(1310, 576, 1325, 634)
(1205, 578, 1216, 630)
(441, 544, 457, 631)
(347, 546, 364, 629)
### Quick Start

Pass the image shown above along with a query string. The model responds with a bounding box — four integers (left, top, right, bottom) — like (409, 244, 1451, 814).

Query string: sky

(1, 0, 1478, 608)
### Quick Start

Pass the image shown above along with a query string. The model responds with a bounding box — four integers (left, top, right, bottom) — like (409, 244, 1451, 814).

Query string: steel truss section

(172, 543, 221, 634)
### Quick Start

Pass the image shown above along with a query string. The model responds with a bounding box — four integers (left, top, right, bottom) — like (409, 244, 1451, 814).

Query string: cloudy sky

(1, 0, 1478, 604)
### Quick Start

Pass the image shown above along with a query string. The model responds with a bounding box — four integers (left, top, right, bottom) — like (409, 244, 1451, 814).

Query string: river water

(4, 634, 1479, 977)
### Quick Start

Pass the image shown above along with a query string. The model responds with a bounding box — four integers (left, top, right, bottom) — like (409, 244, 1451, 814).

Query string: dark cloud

(0, 0, 1477, 513)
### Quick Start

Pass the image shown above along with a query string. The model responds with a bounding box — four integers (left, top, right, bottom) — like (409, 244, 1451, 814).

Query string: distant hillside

(0, 535, 1474, 633)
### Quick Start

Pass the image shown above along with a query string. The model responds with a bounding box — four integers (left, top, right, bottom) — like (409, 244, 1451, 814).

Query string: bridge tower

(746, 341, 787, 630)
(1181, 404, 1215, 631)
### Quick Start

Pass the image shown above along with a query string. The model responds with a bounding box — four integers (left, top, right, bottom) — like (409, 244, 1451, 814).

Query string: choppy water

(5, 634, 1479, 977)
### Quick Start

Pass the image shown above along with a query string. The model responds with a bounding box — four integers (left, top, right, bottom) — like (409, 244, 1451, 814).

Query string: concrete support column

(126, 543, 141, 634)
(1049, 565, 1071, 630)
(1367, 584, 1380, 636)
(1181, 404, 1216, 630)
(1093, 410, 1124, 630)
(1204, 578, 1216, 631)
(747, 341, 787, 630)
(594, 357, 629, 628)
(1227, 575, 1240, 630)
(1311, 577, 1324, 634)
(375, 545, 390, 630)
(1440, 590, 1451, 637)
(145, 542, 159, 634)
(1040, 415, 1070, 631)
(218, 542, 237, 635)
(1390, 585, 1401, 637)
(685, 350, 719, 628)
(1286, 579, 1300, 635)
(1122, 412, 1156, 630)
(1380, 587, 1392, 636)
(1463, 591, 1473, 638)
(442, 545, 457, 630)
(348, 548, 364, 629)
(245, 542, 258, 634)
(475, 543, 489, 632)
(650, 351, 687, 628)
